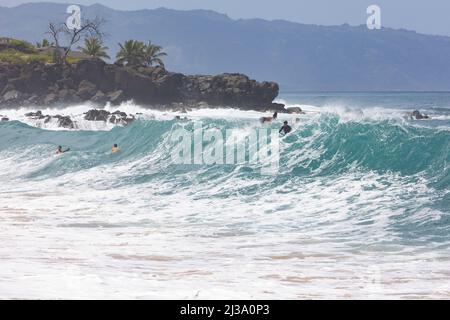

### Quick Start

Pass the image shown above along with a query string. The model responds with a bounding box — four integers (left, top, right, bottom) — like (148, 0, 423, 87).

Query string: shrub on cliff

(0, 49, 51, 64)
(7, 39, 37, 54)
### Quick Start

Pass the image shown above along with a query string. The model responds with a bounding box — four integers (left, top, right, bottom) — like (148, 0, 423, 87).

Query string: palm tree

(115, 40, 146, 67)
(143, 41, 167, 68)
(78, 37, 110, 60)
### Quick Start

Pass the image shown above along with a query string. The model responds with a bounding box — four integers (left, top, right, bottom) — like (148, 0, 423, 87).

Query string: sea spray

(170, 121, 280, 175)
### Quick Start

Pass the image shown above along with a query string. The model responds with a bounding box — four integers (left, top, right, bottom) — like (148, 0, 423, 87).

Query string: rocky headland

(0, 59, 284, 112)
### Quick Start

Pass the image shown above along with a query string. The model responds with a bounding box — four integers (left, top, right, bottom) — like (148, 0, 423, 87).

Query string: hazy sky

(1, 0, 450, 36)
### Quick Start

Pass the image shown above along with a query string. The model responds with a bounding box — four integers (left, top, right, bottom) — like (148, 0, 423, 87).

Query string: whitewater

(0, 92, 449, 299)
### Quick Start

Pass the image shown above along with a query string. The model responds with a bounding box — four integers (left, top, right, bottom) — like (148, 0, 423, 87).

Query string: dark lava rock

(55, 115, 75, 129)
(24, 95, 41, 106)
(25, 110, 45, 119)
(84, 109, 111, 122)
(286, 106, 304, 114)
(44, 93, 58, 105)
(77, 80, 97, 100)
(107, 90, 125, 105)
(180, 73, 279, 109)
(3, 90, 23, 102)
(83, 109, 135, 125)
(112, 110, 127, 117)
(58, 89, 71, 101)
(91, 91, 108, 105)
(0, 60, 282, 111)
(109, 111, 134, 125)
(109, 115, 118, 124)
(411, 110, 430, 120)
(24, 111, 74, 128)
(0, 74, 7, 94)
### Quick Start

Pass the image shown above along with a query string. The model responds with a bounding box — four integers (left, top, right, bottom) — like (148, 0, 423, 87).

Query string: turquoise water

(0, 93, 449, 298)
(280, 91, 450, 111)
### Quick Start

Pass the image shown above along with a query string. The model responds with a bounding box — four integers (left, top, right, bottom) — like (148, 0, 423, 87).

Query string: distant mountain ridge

(1, 2, 450, 91)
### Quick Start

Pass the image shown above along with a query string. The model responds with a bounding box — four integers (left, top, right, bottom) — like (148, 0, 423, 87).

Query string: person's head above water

(284, 121, 288, 125)
(113, 144, 118, 148)
(56, 145, 69, 154)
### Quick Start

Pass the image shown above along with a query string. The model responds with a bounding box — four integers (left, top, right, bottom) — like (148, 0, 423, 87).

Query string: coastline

(0, 59, 284, 112)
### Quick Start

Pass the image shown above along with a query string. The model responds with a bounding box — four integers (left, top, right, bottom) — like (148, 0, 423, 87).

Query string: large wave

(1, 107, 448, 183)
(1, 102, 450, 299)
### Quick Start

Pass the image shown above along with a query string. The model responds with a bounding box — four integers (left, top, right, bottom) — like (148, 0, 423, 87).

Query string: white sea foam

(1, 98, 449, 132)
(0, 159, 448, 299)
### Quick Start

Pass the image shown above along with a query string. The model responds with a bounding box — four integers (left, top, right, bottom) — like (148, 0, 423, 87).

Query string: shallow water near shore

(0, 92, 449, 299)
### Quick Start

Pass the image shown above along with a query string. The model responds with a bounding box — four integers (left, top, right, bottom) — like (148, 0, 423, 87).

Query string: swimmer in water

(279, 121, 292, 135)
(56, 146, 70, 154)
(111, 144, 120, 153)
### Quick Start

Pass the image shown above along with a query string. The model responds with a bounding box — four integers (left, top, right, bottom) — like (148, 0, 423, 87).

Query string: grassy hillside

(0, 37, 80, 64)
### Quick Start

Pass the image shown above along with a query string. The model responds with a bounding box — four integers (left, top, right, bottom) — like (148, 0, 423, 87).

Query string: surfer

(56, 146, 70, 154)
(260, 112, 278, 124)
(111, 144, 120, 153)
(279, 121, 292, 135)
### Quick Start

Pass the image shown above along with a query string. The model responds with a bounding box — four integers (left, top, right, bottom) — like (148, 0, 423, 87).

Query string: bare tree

(46, 17, 105, 64)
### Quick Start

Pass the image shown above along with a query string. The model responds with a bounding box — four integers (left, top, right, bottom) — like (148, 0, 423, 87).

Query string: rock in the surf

(286, 106, 304, 114)
(112, 110, 127, 118)
(109, 110, 132, 124)
(24, 110, 75, 128)
(54, 115, 75, 129)
(84, 109, 111, 122)
(84, 109, 134, 125)
(410, 110, 430, 120)
(25, 110, 45, 119)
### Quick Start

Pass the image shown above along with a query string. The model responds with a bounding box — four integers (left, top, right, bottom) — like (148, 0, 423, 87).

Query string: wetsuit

(279, 124, 292, 135)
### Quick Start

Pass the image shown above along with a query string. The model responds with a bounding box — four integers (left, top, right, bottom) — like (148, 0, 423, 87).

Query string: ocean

(0, 92, 449, 299)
